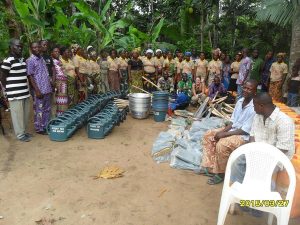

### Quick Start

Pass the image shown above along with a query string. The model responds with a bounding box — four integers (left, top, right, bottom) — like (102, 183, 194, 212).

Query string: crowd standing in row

(1, 39, 300, 142)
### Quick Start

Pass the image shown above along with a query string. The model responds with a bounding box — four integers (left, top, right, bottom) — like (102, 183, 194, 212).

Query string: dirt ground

(0, 110, 300, 225)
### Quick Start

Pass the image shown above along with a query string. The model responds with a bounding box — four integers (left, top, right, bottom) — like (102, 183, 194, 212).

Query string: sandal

(194, 168, 214, 177)
(207, 174, 224, 185)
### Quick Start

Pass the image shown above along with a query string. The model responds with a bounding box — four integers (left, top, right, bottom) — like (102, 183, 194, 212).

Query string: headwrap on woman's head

(132, 48, 140, 54)
(212, 48, 221, 56)
(156, 49, 162, 53)
(71, 44, 80, 52)
(87, 45, 93, 52)
(185, 52, 192, 57)
(90, 51, 97, 57)
(146, 49, 154, 54)
(277, 52, 286, 58)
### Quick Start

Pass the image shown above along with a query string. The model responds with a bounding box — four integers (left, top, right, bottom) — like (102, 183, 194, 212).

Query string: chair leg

(268, 213, 274, 225)
(277, 213, 290, 225)
(229, 203, 235, 215)
(217, 195, 232, 225)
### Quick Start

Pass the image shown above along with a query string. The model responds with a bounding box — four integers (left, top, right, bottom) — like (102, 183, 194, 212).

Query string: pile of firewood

(113, 98, 129, 109)
(194, 92, 234, 121)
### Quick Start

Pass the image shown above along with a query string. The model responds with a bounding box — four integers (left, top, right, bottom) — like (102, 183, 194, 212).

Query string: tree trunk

(180, 8, 186, 38)
(213, 0, 220, 48)
(289, 6, 300, 70)
(200, 9, 204, 51)
(207, 14, 213, 48)
(5, 0, 21, 38)
(283, 6, 300, 98)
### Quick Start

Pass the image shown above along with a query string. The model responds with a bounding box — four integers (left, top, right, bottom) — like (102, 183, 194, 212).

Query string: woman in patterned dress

(89, 51, 101, 94)
(119, 50, 129, 97)
(128, 50, 144, 93)
(222, 55, 231, 90)
(97, 50, 110, 93)
(60, 47, 78, 108)
(207, 50, 223, 86)
(142, 49, 157, 93)
(73, 48, 89, 102)
(52, 47, 68, 115)
(107, 49, 120, 91)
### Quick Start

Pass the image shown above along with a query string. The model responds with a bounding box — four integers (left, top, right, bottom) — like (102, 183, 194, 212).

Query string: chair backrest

(225, 142, 296, 200)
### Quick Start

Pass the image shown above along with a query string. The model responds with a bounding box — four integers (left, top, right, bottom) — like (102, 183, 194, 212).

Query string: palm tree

(257, 0, 300, 69)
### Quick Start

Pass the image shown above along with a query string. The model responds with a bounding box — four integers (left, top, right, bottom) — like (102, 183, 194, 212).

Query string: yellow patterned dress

(128, 58, 144, 93)
(61, 57, 78, 108)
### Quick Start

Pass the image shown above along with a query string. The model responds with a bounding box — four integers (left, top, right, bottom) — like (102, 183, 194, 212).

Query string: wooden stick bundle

(114, 98, 129, 103)
(223, 103, 234, 110)
(130, 85, 151, 94)
(142, 76, 162, 91)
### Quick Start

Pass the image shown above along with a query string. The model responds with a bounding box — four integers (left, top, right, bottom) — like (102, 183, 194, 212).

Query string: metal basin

(129, 93, 151, 119)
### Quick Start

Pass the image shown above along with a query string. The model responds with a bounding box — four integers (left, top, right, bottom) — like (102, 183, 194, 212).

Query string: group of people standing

(0, 38, 299, 142)
(137, 47, 299, 109)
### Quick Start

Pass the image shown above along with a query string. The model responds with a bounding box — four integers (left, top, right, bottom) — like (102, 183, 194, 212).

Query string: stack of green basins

(47, 91, 120, 141)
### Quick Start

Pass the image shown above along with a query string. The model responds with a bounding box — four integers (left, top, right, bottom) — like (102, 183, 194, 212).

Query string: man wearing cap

(142, 49, 157, 92)
(155, 49, 164, 77)
(182, 52, 195, 81)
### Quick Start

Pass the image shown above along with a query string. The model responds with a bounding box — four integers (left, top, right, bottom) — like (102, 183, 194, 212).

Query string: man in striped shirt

(0, 39, 32, 142)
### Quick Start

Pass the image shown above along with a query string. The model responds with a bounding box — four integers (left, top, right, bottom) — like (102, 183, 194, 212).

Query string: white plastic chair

(217, 142, 296, 225)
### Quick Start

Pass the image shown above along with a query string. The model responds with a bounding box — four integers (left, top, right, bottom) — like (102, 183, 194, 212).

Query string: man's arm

(192, 83, 196, 96)
(28, 75, 42, 99)
(220, 84, 227, 94)
(216, 105, 256, 141)
(27, 60, 43, 99)
(128, 64, 132, 83)
(51, 64, 56, 87)
(215, 128, 248, 141)
(281, 64, 289, 87)
(242, 59, 251, 84)
(0, 59, 11, 87)
(0, 68, 8, 87)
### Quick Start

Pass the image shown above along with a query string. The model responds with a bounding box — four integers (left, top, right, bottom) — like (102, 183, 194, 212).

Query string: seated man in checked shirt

(230, 92, 295, 217)
(231, 92, 295, 184)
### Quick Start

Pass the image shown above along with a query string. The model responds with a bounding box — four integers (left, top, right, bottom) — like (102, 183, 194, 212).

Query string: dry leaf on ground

(93, 166, 125, 179)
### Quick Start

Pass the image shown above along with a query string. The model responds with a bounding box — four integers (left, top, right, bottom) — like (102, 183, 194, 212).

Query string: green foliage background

(0, 0, 295, 60)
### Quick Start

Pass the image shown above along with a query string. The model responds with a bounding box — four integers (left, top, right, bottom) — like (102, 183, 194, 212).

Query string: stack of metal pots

(129, 93, 151, 119)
